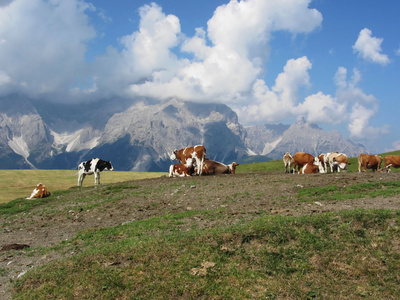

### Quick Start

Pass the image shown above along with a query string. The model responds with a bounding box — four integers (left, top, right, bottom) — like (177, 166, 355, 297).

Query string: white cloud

(385, 140, 400, 152)
(123, 0, 322, 103)
(236, 56, 312, 123)
(296, 92, 347, 124)
(0, 0, 96, 99)
(334, 67, 389, 140)
(353, 28, 390, 65)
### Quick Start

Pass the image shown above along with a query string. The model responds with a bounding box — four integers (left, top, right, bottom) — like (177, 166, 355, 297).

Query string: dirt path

(1, 171, 399, 299)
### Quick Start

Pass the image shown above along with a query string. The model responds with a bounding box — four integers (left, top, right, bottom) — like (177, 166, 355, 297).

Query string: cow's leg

(95, 171, 101, 185)
(78, 173, 86, 186)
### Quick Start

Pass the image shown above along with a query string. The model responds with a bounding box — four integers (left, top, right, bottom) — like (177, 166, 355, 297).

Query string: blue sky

(0, 0, 399, 153)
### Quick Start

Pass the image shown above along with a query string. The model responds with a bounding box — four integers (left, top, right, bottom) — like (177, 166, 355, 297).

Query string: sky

(0, 0, 399, 153)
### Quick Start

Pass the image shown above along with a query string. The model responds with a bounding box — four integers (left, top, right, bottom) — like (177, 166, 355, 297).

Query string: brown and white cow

(170, 145, 206, 175)
(299, 162, 320, 174)
(26, 183, 51, 200)
(317, 153, 328, 172)
(358, 153, 383, 172)
(283, 152, 293, 173)
(196, 160, 239, 175)
(328, 152, 350, 172)
(292, 152, 315, 174)
(383, 155, 400, 172)
(169, 162, 194, 177)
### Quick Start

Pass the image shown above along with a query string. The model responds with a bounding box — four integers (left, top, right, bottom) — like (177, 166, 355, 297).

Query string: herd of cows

(24, 146, 399, 200)
(283, 151, 400, 174)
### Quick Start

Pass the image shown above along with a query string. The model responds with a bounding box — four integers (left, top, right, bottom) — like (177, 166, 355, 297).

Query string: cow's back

(384, 155, 400, 168)
(204, 160, 229, 174)
(293, 152, 314, 165)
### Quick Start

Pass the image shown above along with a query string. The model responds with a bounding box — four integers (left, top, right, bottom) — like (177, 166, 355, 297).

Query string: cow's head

(106, 161, 114, 171)
(313, 158, 325, 173)
(313, 156, 325, 173)
(170, 149, 178, 161)
(228, 162, 240, 174)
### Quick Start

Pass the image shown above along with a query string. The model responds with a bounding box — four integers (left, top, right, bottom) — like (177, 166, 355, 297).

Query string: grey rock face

(0, 96, 368, 171)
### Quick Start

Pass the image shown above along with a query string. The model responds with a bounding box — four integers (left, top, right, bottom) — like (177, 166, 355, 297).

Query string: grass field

(1, 153, 399, 299)
(1, 150, 399, 204)
(0, 170, 167, 204)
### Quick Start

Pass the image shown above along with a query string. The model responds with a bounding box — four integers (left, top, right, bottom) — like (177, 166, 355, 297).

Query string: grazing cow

(383, 155, 400, 172)
(170, 145, 206, 175)
(358, 153, 382, 172)
(283, 153, 293, 173)
(196, 160, 239, 175)
(328, 152, 350, 172)
(26, 183, 51, 200)
(292, 152, 315, 174)
(77, 158, 114, 186)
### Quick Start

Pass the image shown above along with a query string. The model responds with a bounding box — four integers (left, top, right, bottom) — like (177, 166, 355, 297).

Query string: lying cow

(26, 183, 51, 200)
(292, 152, 315, 174)
(77, 158, 114, 186)
(170, 145, 206, 175)
(283, 153, 293, 173)
(299, 162, 320, 174)
(328, 152, 350, 172)
(383, 155, 400, 172)
(169, 159, 195, 177)
(358, 153, 382, 172)
(196, 160, 239, 175)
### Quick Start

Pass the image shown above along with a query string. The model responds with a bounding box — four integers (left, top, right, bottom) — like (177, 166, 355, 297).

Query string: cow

(328, 152, 350, 172)
(383, 155, 400, 172)
(299, 162, 320, 174)
(77, 158, 114, 186)
(227, 162, 240, 174)
(26, 183, 51, 200)
(169, 163, 194, 177)
(317, 152, 336, 172)
(169, 158, 195, 177)
(283, 153, 293, 173)
(358, 153, 382, 172)
(195, 160, 239, 175)
(292, 152, 315, 174)
(170, 145, 206, 175)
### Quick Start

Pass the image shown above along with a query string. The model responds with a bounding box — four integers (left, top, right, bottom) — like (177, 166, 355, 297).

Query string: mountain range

(0, 95, 368, 171)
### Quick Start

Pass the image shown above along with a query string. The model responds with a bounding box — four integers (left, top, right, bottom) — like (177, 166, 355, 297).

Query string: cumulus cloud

(236, 56, 312, 123)
(0, 0, 96, 99)
(334, 67, 389, 140)
(386, 140, 400, 152)
(124, 0, 322, 104)
(353, 28, 390, 65)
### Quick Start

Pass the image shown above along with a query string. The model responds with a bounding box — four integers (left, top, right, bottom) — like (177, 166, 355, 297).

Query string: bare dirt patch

(1, 171, 399, 299)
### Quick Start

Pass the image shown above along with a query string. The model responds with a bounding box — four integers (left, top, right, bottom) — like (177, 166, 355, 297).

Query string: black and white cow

(77, 158, 114, 186)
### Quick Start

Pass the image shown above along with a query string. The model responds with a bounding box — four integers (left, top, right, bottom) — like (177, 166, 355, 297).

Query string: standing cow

(358, 153, 382, 172)
(170, 145, 206, 175)
(292, 152, 315, 174)
(283, 153, 293, 173)
(77, 158, 114, 186)
(328, 152, 350, 172)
